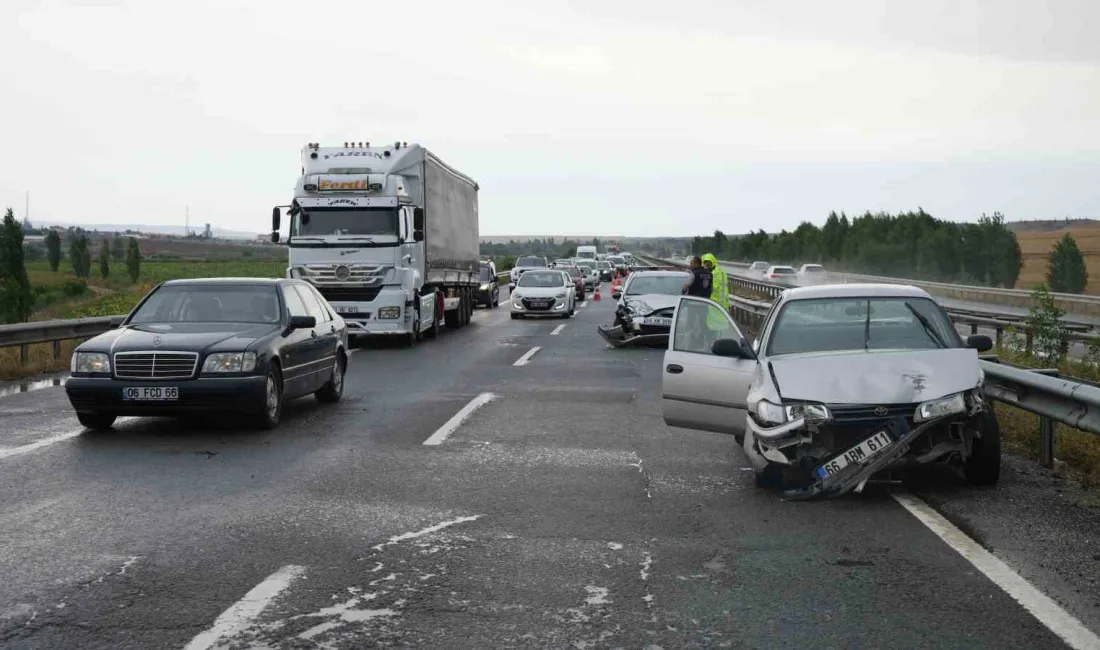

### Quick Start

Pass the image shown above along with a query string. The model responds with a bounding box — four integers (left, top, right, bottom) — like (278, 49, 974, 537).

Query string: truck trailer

(272, 142, 480, 346)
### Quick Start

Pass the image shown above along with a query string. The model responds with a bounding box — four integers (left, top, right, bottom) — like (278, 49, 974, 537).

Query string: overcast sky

(2, 0, 1098, 237)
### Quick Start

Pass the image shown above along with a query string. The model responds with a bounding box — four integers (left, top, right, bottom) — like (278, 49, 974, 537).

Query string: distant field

(1015, 224, 1100, 294)
(1, 259, 286, 380)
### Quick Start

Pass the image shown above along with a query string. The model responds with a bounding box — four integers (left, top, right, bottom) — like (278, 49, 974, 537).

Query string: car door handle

(310, 330, 317, 338)
(330, 325, 336, 333)
(666, 364, 683, 374)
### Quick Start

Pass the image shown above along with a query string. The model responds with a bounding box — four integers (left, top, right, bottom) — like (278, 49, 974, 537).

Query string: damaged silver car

(598, 270, 690, 348)
(661, 285, 999, 499)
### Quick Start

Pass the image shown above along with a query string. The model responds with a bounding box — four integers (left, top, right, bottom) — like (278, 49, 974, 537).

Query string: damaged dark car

(660, 285, 998, 499)
(598, 270, 690, 348)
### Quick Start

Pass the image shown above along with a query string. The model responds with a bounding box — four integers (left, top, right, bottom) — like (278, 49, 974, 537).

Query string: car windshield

(771, 267, 796, 275)
(607, 256, 624, 265)
(517, 272, 565, 288)
(129, 285, 282, 325)
(479, 265, 493, 282)
(766, 297, 959, 355)
(516, 256, 546, 268)
(626, 274, 690, 295)
(599, 261, 612, 269)
(291, 208, 397, 238)
(751, 262, 768, 270)
(576, 260, 596, 270)
(563, 267, 582, 278)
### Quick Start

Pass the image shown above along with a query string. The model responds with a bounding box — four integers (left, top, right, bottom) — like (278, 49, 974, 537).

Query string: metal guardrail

(0, 317, 116, 365)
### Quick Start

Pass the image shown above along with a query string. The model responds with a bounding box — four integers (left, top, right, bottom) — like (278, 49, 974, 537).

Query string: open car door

(661, 296, 757, 436)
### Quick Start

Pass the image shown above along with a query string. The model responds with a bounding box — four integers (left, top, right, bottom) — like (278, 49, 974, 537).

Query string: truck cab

(273, 142, 480, 347)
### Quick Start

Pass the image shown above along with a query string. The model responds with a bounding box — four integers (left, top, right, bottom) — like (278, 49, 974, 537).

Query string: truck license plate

(815, 430, 892, 479)
(123, 387, 179, 401)
(332, 305, 357, 314)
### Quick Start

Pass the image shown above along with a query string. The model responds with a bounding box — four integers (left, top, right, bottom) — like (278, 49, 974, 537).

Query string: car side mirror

(109, 315, 125, 329)
(966, 334, 993, 352)
(712, 338, 751, 359)
(272, 207, 281, 231)
(288, 315, 316, 331)
(612, 291, 621, 299)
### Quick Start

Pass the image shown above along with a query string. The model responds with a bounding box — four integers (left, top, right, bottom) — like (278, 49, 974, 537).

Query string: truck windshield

(291, 208, 397, 239)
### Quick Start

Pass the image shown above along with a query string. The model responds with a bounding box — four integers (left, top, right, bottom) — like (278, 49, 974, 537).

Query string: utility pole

(25, 191, 29, 222)
(185, 205, 190, 237)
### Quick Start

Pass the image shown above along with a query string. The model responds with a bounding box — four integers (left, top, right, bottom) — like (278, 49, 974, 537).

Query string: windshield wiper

(904, 301, 947, 348)
(289, 236, 327, 243)
(336, 236, 380, 241)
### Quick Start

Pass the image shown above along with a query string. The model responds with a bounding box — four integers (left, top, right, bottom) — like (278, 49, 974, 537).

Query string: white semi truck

(271, 142, 480, 346)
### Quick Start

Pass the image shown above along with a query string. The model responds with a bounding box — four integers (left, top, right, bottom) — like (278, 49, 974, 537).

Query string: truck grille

(303, 264, 386, 286)
(114, 352, 198, 379)
(316, 286, 383, 302)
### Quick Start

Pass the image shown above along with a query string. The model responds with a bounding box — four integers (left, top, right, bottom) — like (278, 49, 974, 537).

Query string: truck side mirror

(271, 231, 280, 244)
(413, 230, 424, 242)
(413, 207, 424, 231)
(272, 206, 281, 231)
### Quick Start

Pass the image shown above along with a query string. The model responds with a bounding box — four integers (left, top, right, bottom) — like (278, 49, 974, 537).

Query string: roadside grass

(2, 260, 286, 381)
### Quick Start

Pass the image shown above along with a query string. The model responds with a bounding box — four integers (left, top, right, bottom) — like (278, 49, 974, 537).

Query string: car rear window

(516, 256, 546, 267)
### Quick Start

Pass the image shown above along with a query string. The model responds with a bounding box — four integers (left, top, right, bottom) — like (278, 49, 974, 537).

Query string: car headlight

(378, 306, 401, 319)
(72, 352, 110, 373)
(914, 392, 966, 422)
(555, 292, 567, 299)
(480, 283, 492, 291)
(202, 352, 258, 374)
(753, 400, 787, 427)
(785, 403, 830, 422)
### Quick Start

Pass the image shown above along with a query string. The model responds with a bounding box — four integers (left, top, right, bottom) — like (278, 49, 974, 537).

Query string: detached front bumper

(66, 376, 267, 415)
(597, 324, 669, 348)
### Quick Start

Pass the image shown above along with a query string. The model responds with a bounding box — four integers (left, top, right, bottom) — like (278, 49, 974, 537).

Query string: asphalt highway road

(2, 286, 1100, 649)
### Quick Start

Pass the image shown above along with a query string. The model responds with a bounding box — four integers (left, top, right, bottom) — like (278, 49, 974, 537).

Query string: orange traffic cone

(593, 285, 602, 301)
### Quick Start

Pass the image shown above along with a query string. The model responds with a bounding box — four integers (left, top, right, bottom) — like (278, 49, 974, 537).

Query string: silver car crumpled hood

(769, 348, 983, 405)
(623, 294, 679, 316)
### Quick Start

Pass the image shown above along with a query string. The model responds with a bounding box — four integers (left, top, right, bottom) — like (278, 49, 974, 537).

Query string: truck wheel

(459, 290, 471, 327)
(404, 306, 421, 347)
(965, 409, 1002, 486)
(425, 295, 441, 339)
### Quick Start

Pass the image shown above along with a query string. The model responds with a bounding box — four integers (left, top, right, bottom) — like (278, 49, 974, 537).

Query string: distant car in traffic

(797, 264, 826, 285)
(748, 261, 770, 275)
(765, 266, 797, 282)
(597, 260, 614, 281)
(575, 260, 600, 290)
(509, 255, 549, 290)
(551, 258, 572, 268)
(510, 269, 575, 319)
(478, 260, 500, 308)
(598, 270, 691, 348)
(560, 265, 586, 301)
(660, 283, 997, 497)
(65, 278, 349, 431)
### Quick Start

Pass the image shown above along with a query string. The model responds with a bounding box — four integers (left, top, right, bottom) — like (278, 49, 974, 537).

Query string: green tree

(1047, 232, 1088, 294)
(70, 235, 91, 278)
(126, 237, 142, 281)
(111, 234, 125, 260)
(0, 207, 33, 323)
(45, 230, 61, 271)
(98, 239, 111, 279)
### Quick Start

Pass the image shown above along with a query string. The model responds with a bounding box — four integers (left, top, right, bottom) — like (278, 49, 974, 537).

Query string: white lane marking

(513, 346, 541, 367)
(422, 393, 496, 446)
(584, 586, 610, 605)
(578, 301, 588, 309)
(551, 324, 566, 336)
(184, 564, 306, 650)
(372, 514, 484, 551)
(893, 492, 1100, 650)
(0, 430, 82, 461)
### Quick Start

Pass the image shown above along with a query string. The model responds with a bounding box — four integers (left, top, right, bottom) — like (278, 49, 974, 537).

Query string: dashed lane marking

(0, 430, 84, 461)
(551, 324, 566, 336)
(513, 346, 541, 367)
(422, 392, 497, 446)
(893, 492, 1100, 650)
(184, 564, 306, 650)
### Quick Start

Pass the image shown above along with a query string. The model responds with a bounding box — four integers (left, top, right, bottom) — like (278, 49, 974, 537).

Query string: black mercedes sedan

(65, 278, 349, 430)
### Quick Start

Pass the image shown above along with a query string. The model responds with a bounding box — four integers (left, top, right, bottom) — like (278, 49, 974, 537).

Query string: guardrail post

(1025, 332, 1033, 355)
(20, 344, 29, 366)
(1039, 416, 1055, 469)
(53, 340, 61, 359)
(970, 323, 978, 335)
(995, 327, 1003, 349)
